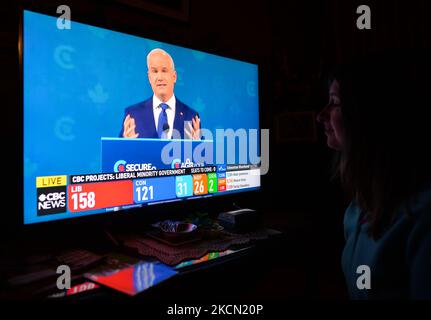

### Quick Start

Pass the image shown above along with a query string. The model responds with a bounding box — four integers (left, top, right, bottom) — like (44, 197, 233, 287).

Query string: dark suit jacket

(119, 97, 200, 138)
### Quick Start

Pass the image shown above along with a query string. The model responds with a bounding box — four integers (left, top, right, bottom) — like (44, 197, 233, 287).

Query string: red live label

(68, 180, 134, 212)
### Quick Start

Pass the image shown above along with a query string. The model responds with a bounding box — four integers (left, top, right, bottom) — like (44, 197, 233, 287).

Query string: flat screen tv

(22, 9, 261, 225)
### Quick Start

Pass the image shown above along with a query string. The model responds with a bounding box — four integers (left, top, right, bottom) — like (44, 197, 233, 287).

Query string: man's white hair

(147, 48, 175, 71)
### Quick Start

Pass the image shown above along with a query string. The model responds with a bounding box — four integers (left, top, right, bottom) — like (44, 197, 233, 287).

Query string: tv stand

(1, 220, 283, 300)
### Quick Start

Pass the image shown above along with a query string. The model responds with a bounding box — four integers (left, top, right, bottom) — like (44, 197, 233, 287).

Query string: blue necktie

(157, 103, 169, 139)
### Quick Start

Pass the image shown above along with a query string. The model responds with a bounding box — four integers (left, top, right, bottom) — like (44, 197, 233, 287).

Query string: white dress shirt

(152, 94, 176, 139)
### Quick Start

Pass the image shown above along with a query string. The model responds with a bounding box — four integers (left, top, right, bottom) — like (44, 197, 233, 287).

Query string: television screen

(23, 10, 260, 225)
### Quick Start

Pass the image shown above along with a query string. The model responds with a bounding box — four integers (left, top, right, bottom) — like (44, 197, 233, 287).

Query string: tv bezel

(17, 6, 264, 235)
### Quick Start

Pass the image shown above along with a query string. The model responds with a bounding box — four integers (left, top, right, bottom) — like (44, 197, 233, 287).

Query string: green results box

(207, 173, 218, 193)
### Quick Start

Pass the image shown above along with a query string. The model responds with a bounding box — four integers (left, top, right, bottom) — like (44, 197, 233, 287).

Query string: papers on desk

(84, 261, 178, 296)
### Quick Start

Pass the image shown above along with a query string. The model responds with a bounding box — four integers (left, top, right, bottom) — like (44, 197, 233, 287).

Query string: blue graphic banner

(101, 138, 214, 172)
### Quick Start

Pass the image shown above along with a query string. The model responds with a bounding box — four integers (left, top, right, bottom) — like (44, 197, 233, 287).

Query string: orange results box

(68, 180, 134, 212)
(192, 174, 208, 195)
(218, 178, 226, 192)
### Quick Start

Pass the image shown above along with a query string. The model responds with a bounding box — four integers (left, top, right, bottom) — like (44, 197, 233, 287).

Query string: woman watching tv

(317, 50, 431, 299)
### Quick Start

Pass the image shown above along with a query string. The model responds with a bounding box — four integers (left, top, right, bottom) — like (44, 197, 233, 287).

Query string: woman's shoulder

(407, 182, 431, 220)
(404, 182, 431, 253)
(343, 201, 362, 238)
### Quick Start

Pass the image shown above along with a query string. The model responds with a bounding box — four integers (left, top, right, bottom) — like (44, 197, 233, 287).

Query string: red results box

(68, 180, 134, 212)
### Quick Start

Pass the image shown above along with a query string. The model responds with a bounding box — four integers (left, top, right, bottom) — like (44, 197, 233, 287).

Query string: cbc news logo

(37, 186, 67, 216)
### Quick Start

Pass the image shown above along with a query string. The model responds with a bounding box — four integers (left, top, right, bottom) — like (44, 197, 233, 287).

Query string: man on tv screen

(120, 48, 201, 140)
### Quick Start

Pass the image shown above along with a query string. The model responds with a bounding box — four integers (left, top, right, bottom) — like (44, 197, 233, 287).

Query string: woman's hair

(329, 50, 431, 239)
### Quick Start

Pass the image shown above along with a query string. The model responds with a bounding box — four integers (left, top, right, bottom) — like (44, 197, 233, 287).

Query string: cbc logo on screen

(37, 186, 67, 216)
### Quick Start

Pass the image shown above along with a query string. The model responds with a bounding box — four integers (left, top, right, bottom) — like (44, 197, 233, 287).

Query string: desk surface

(1, 228, 284, 301)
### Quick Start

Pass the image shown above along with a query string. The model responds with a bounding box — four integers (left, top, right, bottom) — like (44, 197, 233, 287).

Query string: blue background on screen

(23, 10, 259, 224)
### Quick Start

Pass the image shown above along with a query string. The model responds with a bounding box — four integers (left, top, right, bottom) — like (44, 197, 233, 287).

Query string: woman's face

(317, 80, 344, 150)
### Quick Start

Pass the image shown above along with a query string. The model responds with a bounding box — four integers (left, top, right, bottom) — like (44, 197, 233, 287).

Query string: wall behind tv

(1, 0, 430, 229)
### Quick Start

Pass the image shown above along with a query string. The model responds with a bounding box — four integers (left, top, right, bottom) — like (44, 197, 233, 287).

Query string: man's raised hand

(122, 114, 139, 138)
